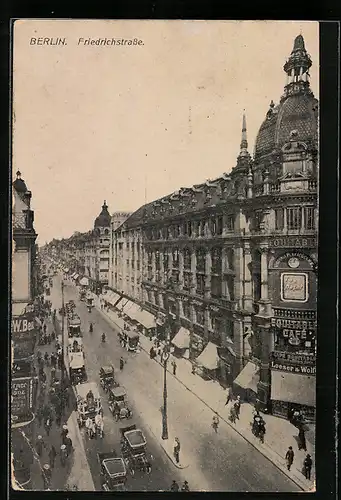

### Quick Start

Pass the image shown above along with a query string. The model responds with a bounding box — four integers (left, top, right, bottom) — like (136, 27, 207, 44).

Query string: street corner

(158, 439, 190, 470)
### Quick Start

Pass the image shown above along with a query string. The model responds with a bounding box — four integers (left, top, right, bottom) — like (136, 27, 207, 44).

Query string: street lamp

(161, 280, 175, 440)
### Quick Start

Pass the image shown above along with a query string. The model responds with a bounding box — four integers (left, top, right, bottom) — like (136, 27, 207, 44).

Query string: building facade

(11, 171, 39, 486)
(108, 35, 318, 419)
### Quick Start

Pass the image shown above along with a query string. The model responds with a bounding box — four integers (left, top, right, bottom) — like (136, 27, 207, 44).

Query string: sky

(12, 20, 319, 244)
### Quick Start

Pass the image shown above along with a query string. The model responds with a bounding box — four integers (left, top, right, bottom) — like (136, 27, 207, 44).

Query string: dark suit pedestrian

(285, 446, 294, 471)
(303, 454, 312, 480)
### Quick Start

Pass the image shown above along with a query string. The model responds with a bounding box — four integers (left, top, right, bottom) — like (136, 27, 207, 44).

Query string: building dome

(254, 35, 318, 161)
(94, 200, 111, 228)
(13, 171, 28, 193)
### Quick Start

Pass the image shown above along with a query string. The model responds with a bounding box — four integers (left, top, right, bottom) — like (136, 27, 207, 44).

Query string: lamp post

(161, 280, 174, 440)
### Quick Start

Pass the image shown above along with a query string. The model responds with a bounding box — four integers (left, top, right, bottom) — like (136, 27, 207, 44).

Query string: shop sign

(272, 351, 316, 365)
(270, 360, 316, 375)
(11, 377, 34, 416)
(12, 314, 36, 340)
(271, 317, 317, 330)
(281, 273, 308, 302)
(273, 252, 316, 269)
(271, 237, 317, 249)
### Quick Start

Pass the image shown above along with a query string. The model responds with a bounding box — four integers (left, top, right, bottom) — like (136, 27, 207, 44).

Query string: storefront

(270, 351, 316, 421)
(190, 331, 204, 360)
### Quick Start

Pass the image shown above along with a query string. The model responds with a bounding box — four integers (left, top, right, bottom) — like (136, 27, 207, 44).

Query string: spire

(239, 112, 249, 158)
(282, 34, 313, 99)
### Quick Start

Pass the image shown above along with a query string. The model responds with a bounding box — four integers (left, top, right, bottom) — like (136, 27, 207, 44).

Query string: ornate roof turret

(282, 34, 313, 100)
(13, 170, 28, 193)
(94, 200, 111, 228)
(232, 112, 252, 176)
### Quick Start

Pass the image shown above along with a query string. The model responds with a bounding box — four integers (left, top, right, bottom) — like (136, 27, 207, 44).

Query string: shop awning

(104, 291, 120, 307)
(125, 303, 141, 320)
(122, 300, 134, 314)
(134, 309, 156, 329)
(79, 277, 89, 286)
(172, 327, 190, 349)
(234, 361, 259, 393)
(73, 274, 79, 280)
(117, 298, 129, 311)
(271, 371, 316, 407)
(196, 342, 220, 370)
(64, 268, 69, 273)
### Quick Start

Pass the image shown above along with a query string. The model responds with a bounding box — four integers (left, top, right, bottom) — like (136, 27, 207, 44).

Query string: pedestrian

(64, 436, 73, 455)
(44, 415, 53, 436)
(212, 414, 219, 433)
(298, 426, 307, 452)
(181, 480, 190, 491)
(173, 437, 180, 464)
(42, 463, 52, 489)
(50, 366, 56, 384)
(191, 364, 196, 375)
(171, 360, 177, 376)
(285, 446, 295, 471)
(55, 410, 62, 427)
(61, 424, 69, 441)
(48, 446, 57, 469)
(254, 398, 261, 414)
(303, 454, 313, 480)
(229, 405, 237, 424)
(224, 386, 233, 406)
(120, 357, 124, 371)
(170, 480, 180, 492)
(234, 396, 241, 419)
(63, 388, 70, 409)
(60, 444, 68, 466)
(50, 353, 56, 369)
(44, 352, 49, 365)
(36, 435, 45, 456)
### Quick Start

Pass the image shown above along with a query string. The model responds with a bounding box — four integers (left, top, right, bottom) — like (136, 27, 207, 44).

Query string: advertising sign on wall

(11, 377, 35, 416)
(281, 273, 308, 302)
(271, 351, 316, 375)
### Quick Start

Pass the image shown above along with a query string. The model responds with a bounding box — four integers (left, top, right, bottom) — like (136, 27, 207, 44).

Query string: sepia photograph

(11, 19, 319, 492)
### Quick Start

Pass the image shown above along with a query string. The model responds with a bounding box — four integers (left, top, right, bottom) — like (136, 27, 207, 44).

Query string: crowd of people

(34, 309, 74, 490)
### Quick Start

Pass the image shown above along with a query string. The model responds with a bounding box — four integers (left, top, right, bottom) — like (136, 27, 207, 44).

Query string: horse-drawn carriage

(120, 425, 151, 476)
(98, 451, 127, 491)
(68, 337, 84, 354)
(99, 365, 118, 392)
(75, 382, 103, 433)
(108, 387, 133, 421)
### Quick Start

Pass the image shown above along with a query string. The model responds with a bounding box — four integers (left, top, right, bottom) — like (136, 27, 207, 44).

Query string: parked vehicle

(68, 337, 84, 354)
(75, 382, 102, 428)
(99, 365, 117, 392)
(120, 425, 151, 476)
(108, 387, 133, 421)
(98, 451, 127, 491)
(67, 314, 82, 338)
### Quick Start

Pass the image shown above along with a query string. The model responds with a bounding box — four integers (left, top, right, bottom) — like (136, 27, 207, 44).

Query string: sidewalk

(28, 311, 94, 491)
(94, 296, 315, 491)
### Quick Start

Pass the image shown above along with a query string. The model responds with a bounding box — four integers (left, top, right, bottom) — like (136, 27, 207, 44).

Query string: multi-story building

(108, 34, 318, 420)
(11, 170, 39, 486)
(110, 216, 143, 303)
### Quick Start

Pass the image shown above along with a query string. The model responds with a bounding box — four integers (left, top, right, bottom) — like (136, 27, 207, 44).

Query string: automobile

(118, 329, 139, 352)
(75, 382, 102, 427)
(120, 425, 151, 476)
(69, 351, 87, 385)
(108, 387, 133, 421)
(99, 365, 117, 392)
(98, 451, 127, 491)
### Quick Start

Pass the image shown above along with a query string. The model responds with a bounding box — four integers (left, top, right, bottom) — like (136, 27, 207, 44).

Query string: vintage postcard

(11, 19, 319, 492)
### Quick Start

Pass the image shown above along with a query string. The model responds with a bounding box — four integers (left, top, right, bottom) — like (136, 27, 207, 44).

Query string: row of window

(275, 206, 315, 231)
(147, 247, 233, 273)
(145, 215, 235, 241)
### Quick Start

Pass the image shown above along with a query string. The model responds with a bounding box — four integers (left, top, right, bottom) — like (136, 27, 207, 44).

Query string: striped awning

(125, 303, 141, 320)
(134, 309, 156, 329)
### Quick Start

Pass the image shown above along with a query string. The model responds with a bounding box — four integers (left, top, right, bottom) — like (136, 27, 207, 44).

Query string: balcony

(13, 211, 35, 232)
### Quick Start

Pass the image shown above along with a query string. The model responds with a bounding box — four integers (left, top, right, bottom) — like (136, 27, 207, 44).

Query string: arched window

(172, 248, 179, 267)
